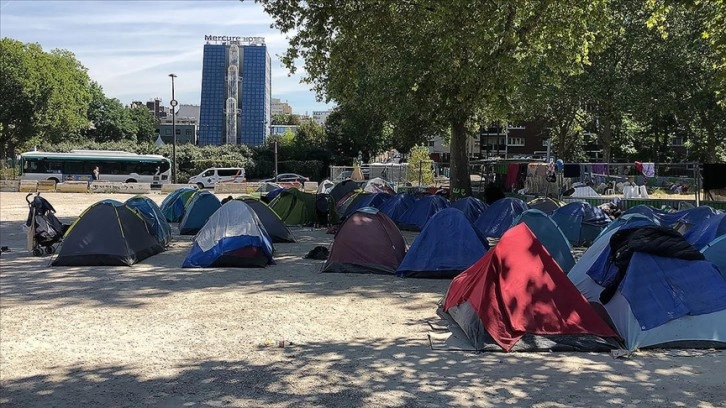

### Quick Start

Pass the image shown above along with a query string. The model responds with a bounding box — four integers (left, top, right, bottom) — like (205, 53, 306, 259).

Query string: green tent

(269, 189, 317, 225)
(269, 189, 340, 226)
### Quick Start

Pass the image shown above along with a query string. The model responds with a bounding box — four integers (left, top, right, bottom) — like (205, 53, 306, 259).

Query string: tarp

(125, 195, 172, 246)
(569, 221, 726, 350)
(618, 253, 726, 330)
(702, 235, 726, 278)
(160, 187, 197, 222)
(179, 191, 222, 235)
(551, 201, 610, 246)
(378, 193, 416, 223)
(512, 209, 575, 273)
(683, 213, 726, 250)
(257, 182, 282, 193)
(317, 179, 335, 194)
(473, 197, 528, 238)
(443, 224, 618, 352)
(322, 208, 406, 274)
(52, 200, 164, 266)
(396, 208, 489, 278)
(450, 197, 488, 223)
(183, 200, 274, 268)
(397, 194, 449, 231)
(239, 198, 295, 243)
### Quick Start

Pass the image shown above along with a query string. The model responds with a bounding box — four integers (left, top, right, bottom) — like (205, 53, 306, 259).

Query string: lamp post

(169, 74, 178, 184)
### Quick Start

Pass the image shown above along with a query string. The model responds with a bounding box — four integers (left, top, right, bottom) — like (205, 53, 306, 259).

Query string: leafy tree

(128, 104, 156, 144)
(0, 38, 93, 156)
(324, 104, 387, 164)
(258, 0, 611, 197)
(294, 119, 325, 149)
(407, 144, 434, 186)
(271, 113, 300, 125)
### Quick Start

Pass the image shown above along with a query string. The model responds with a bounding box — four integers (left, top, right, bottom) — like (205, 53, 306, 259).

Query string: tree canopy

(258, 0, 611, 196)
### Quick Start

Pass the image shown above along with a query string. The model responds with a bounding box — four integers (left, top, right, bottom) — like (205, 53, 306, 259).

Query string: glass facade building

(198, 42, 271, 146)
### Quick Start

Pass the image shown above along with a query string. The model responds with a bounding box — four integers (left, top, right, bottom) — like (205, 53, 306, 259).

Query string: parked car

(262, 173, 309, 184)
(188, 167, 245, 189)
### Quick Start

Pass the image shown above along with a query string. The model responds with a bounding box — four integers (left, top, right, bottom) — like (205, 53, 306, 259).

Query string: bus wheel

(125, 179, 137, 183)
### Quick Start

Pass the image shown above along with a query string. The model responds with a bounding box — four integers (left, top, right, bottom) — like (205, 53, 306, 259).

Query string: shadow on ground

(0, 223, 444, 309)
(1, 339, 723, 407)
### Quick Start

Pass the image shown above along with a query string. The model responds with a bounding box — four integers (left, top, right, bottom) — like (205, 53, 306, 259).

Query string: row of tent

(51, 187, 298, 267)
(319, 199, 726, 352)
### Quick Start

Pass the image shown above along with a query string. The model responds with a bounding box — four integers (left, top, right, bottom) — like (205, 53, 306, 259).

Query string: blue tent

(473, 197, 528, 238)
(343, 192, 391, 219)
(179, 191, 222, 235)
(264, 187, 285, 203)
(125, 195, 172, 246)
(665, 206, 721, 233)
(684, 213, 726, 250)
(621, 205, 670, 225)
(160, 187, 197, 222)
(512, 209, 575, 273)
(702, 235, 726, 278)
(551, 201, 610, 246)
(569, 214, 657, 292)
(396, 208, 489, 278)
(450, 196, 488, 223)
(183, 200, 274, 268)
(396, 194, 449, 231)
(378, 193, 415, 223)
(569, 221, 726, 350)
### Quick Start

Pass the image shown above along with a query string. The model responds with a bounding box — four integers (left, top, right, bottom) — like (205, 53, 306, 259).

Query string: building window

(165, 129, 171, 135)
(508, 137, 525, 146)
(186, 129, 192, 136)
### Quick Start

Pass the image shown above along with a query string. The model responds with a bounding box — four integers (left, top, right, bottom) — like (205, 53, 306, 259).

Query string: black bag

(304, 246, 330, 260)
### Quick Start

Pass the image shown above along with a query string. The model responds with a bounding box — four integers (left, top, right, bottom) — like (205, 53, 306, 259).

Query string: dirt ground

(0, 191, 724, 407)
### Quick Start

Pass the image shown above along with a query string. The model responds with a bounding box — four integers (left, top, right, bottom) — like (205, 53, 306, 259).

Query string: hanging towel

(634, 161, 644, 175)
(527, 163, 537, 177)
(535, 163, 547, 176)
(641, 162, 655, 178)
(563, 164, 580, 178)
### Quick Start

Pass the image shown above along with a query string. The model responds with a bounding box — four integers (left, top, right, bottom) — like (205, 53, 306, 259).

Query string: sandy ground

(0, 191, 724, 407)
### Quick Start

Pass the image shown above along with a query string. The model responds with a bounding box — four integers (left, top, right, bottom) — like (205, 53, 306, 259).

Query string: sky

(0, 0, 333, 115)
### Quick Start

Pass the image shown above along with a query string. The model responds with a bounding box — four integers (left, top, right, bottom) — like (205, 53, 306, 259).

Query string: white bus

(20, 150, 172, 186)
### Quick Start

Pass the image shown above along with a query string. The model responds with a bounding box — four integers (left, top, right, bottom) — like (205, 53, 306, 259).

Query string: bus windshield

(20, 150, 172, 185)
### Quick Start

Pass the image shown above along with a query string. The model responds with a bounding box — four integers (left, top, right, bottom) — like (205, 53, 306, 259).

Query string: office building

(198, 36, 271, 146)
(271, 98, 293, 115)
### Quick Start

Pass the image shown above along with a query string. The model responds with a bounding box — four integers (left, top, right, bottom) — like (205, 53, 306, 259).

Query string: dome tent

(183, 200, 274, 268)
(52, 200, 164, 266)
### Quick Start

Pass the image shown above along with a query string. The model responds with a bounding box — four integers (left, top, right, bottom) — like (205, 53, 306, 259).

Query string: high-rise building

(198, 36, 271, 146)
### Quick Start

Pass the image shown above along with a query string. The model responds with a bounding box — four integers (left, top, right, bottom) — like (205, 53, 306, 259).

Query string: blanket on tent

(598, 226, 704, 304)
(619, 253, 726, 330)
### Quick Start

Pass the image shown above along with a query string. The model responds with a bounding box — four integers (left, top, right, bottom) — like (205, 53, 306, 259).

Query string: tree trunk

(599, 116, 612, 162)
(450, 120, 472, 199)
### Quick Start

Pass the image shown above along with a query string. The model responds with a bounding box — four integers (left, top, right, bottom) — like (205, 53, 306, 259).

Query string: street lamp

(169, 74, 178, 184)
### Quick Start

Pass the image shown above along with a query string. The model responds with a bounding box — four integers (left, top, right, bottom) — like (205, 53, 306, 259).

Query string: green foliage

(294, 119, 326, 149)
(324, 105, 388, 164)
(33, 140, 255, 183)
(407, 145, 434, 186)
(258, 0, 612, 196)
(0, 38, 94, 156)
(271, 113, 301, 125)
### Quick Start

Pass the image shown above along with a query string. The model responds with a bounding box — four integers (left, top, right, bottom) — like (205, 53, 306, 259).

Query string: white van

(188, 167, 245, 189)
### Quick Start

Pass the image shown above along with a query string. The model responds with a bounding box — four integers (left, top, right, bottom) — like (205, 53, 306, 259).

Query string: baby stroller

(25, 193, 68, 256)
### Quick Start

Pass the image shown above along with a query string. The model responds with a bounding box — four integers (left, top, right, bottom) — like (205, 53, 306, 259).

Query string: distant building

(176, 104, 200, 121)
(271, 98, 292, 115)
(312, 110, 332, 126)
(270, 124, 298, 136)
(157, 118, 197, 145)
(198, 36, 271, 146)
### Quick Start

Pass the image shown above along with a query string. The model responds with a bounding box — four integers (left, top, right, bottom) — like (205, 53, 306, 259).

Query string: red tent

(443, 223, 618, 351)
(322, 208, 406, 274)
